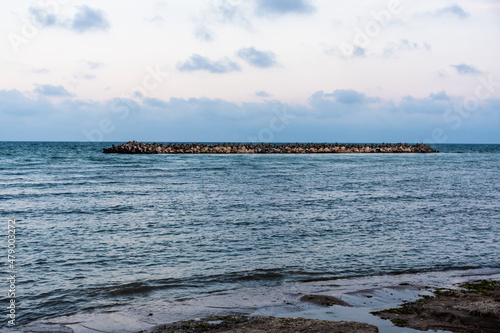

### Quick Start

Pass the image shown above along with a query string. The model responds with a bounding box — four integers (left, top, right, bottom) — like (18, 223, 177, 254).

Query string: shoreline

(103, 141, 438, 154)
(7, 267, 499, 333)
(371, 279, 499, 332)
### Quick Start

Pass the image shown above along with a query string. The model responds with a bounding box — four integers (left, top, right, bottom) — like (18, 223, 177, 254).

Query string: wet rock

(300, 294, 351, 307)
(146, 315, 378, 333)
(371, 280, 500, 333)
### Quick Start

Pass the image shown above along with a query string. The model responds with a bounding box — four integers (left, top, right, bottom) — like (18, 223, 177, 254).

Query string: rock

(103, 142, 438, 154)
(371, 280, 500, 333)
(148, 315, 378, 333)
(300, 294, 351, 307)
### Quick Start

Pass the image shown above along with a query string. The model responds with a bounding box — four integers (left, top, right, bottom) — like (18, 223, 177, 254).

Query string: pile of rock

(103, 141, 438, 154)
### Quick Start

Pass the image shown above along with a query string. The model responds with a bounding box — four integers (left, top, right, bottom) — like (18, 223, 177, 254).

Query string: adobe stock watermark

(7, 0, 71, 54)
(426, 74, 499, 143)
(82, 65, 168, 142)
(247, 106, 295, 143)
(6, 219, 17, 326)
(340, 0, 402, 57)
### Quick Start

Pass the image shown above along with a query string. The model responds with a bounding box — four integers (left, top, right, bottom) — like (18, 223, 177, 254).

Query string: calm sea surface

(1, 142, 499, 326)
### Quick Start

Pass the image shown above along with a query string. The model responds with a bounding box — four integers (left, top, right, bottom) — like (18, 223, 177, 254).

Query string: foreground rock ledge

(104, 141, 437, 154)
(142, 315, 378, 333)
(372, 280, 500, 333)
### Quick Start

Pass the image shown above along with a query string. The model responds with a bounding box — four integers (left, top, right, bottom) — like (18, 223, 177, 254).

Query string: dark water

(1, 142, 499, 326)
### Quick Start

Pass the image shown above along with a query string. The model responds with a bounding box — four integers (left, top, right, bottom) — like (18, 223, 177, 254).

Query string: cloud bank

(1, 87, 498, 143)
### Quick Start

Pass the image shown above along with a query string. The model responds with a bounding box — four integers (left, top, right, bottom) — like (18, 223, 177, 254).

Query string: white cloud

(71, 6, 110, 33)
(383, 40, 431, 57)
(29, 5, 110, 33)
(237, 47, 278, 68)
(451, 64, 481, 75)
(432, 4, 469, 18)
(177, 55, 241, 73)
(194, 25, 215, 42)
(34, 84, 72, 97)
(255, 0, 315, 15)
(255, 91, 271, 97)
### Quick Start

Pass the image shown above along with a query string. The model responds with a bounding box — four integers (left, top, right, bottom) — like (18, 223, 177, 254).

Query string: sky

(1, 0, 500, 143)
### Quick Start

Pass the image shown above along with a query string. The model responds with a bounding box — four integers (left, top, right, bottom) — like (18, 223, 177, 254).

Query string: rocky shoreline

(140, 279, 499, 333)
(103, 141, 438, 154)
(8, 272, 499, 332)
(371, 279, 500, 333)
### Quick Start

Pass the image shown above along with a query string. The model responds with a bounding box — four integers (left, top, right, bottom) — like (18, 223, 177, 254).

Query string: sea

(1, 142, 499, 332)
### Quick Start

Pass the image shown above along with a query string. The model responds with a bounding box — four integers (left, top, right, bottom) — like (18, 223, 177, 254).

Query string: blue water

(1, 142, 499, 326)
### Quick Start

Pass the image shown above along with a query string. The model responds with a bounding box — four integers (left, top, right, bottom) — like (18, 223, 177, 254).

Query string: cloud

(433, 4, 468, 18)
(72, 61, 104, 81)
(30, 7, 57, 27)
(195, 25, 215, 42)
(146, 15, 165, 25)
(34, 84, 72, 97)
(256, 91, 271, 97)
(214, 0, 239, 21)
(383, 40, 431, 57)
(399, 92, 452, 114)
(429, 90, 450, 101)
(0, 89, 113, 140)
(451, 64, 481, 75)
(74, 74, 96, 80)
(0, 89, 53, 116)
(307, 89, 382, 118)
(177, 55, 241, 73)
(32, 68, 50, 74)
(237, 47, 278, 68)
(325, 45, 365, 59)
(327, 89, 369, 104)
(81, 61, 105, 70)
(255, 0, 315, 15)
(71, 6, 110, 33)
(352, 46, 366, 58)
(2, 89, 499, 143)
(328, 39, 430, 60)
(206, 0, 251, 29)
(29, 5, 110, 33)
(144, 98, 169, 108)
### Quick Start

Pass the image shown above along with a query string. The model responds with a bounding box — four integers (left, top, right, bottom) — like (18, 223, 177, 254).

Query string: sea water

(0, 142, 499, 329)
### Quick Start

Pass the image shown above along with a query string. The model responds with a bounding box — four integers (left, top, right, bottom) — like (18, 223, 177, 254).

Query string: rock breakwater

(103, 141, 437, 154)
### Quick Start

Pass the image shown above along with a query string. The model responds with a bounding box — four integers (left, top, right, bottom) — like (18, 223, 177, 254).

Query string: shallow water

(0, 142, 499, 328)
